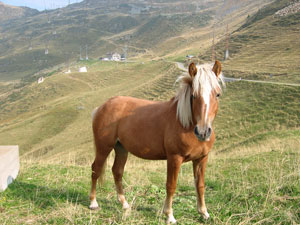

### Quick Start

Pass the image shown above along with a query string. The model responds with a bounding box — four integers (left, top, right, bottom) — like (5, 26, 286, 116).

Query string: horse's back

(94, 96, 156, 122)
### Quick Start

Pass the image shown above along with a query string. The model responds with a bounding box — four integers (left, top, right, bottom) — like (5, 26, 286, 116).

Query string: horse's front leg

(163, 155, 183, 224)
(193, 155, 210, 219)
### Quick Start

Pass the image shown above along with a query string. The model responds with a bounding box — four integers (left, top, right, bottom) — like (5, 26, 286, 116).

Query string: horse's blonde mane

(175, 63, 225, 129)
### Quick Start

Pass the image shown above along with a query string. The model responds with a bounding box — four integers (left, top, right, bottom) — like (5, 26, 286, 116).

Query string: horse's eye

(192, 95, 196, 99)
(216, 93, 221, 98)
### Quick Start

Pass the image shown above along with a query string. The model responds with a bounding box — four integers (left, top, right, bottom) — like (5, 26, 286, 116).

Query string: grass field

(0, 134, 299, 224)
(214, 81, 300, 150)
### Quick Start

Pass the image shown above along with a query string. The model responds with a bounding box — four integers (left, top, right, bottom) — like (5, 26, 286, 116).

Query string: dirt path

(67, 75, 94, 90)
(227, 78, 300, 87)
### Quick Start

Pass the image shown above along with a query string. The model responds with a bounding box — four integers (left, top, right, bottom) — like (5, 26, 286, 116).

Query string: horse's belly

(118, 139, 167, 160)
(129, 147, 167, 160)
(129, 151, 167, 160)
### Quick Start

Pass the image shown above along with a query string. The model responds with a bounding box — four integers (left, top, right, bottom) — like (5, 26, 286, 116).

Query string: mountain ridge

(0, 1, 39, 22)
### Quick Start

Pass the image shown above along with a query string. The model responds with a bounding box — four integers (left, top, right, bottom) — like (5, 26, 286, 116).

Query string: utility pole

(80, 46, 83, 60)
(45, 45, 49, 55)
(85, 44, 88, 60)
(84, 1, 88, 61)
(224, 24, 230, 60)
(211, 27, 215, 62)
(123, 44, 128, 64)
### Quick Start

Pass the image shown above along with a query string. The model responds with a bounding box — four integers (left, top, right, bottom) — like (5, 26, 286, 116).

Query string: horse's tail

(91, 107, 98, 121)
(97, 158, 107, 186)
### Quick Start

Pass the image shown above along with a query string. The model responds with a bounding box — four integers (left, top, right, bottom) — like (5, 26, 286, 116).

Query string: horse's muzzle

(194, 126, 212, 141)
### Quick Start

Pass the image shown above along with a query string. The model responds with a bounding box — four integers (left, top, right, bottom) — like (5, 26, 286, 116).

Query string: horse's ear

(212, 60, 222, 77)
(188, 62, 197, 77)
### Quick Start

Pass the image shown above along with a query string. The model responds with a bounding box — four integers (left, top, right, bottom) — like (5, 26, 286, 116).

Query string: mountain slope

(0, 0, 270, 81)
(0, 1, 38, 22)
(200, 0, 300, 83)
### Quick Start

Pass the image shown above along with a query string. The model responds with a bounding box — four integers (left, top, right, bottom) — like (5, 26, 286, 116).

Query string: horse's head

(176, 61, 224, 141)
(189, 61, 223, 141)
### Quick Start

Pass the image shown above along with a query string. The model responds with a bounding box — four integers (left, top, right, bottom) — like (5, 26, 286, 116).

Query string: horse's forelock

(175, 64, 224, 128)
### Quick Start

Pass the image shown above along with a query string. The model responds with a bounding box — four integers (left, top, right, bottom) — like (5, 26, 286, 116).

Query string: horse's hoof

(89, 206, 99, 210)
(167, 215, 177, 224)
(89, 199, 99, 210)
(122, 201, 130, 210)
(202, 212, 210, 220)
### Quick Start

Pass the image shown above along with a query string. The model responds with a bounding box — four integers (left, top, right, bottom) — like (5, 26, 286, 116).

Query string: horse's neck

(166, 97, 195, 132)
(166, 97, 177, 113)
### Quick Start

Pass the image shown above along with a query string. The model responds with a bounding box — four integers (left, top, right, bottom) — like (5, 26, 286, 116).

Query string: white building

(186, 55, 194, 59)
(79, 66, 87, 73)
(111, 53, 121, 61)
(38, 77, 44, 84)
(65, 69, 71, 74)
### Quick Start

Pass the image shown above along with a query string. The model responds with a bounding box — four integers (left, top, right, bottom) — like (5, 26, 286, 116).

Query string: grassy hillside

(201, 0, 300, 83)
(122, 12, 212, 49)
(2, 59, 299, 161)
(0, 60, 180, 159)
(214, 81, 300, 151)
(0, 2, 38, 22)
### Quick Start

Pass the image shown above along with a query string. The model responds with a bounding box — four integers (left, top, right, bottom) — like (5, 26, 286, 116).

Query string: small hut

(38, 77, 44, 84)
(79, 66, 87, 73)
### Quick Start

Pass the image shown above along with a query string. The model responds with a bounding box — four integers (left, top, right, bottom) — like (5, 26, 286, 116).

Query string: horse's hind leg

(89, 145, 112, 210)
(112, 141, 129, 209)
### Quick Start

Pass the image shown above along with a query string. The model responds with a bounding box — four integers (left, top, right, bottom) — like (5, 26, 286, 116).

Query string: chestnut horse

(89, 61, 224, 224)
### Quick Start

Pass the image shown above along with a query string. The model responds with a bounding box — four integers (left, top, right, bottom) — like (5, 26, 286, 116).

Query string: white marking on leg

(89, 198, 99, 209)
(198, 204, 210, 219)
(118, 194, 130, 209)
(122, 201, 130, 209)
(163, 198, 177, 224)
(195, 177, 210, 220)
(167, 212, 177, 224)
(202, 211, 210, 219)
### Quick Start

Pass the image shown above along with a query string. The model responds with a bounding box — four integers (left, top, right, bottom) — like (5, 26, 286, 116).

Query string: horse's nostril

(207, 127, 212, 137)
(194, 126, 199, 136)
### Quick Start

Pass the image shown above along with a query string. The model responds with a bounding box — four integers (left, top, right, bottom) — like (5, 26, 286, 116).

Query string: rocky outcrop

(274, 0, 300, 17)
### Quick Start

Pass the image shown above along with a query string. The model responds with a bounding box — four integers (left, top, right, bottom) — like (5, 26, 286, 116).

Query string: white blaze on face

(194, 67, 212, 123)
(202, 84, 211, 122)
